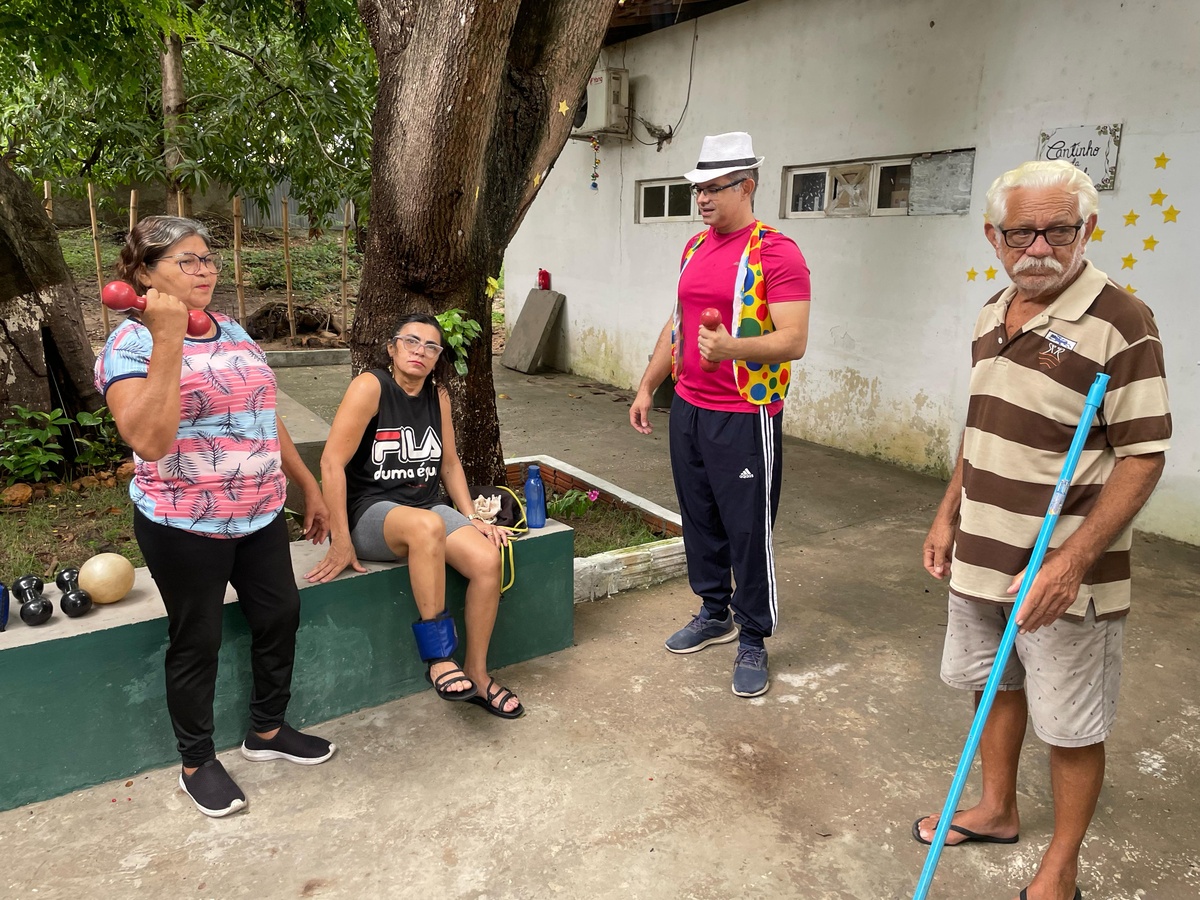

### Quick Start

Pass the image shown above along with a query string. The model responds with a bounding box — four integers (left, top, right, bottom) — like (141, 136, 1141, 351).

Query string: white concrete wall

(505, 0, 1200, 544)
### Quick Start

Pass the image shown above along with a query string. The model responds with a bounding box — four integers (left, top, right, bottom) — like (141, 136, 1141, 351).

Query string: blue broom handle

(912, 372, 1109, 900)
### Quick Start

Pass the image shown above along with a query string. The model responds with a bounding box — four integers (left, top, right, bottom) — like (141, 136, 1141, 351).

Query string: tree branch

(201, 38, 351, 172)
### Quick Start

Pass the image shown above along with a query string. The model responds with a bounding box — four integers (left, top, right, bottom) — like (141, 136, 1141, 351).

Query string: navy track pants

(668, 396, 783, 647)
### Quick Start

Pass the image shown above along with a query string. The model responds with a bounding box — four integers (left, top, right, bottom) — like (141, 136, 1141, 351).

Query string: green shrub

(0, 406, 128, 485)
(71, 408, 127, 475)
(436, 308, 483, 377)
(0, 406, 69, 484)
(547, 488, 599, 519)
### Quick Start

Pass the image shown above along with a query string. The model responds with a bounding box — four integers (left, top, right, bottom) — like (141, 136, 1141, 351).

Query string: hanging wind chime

(590, 137, 601, 190)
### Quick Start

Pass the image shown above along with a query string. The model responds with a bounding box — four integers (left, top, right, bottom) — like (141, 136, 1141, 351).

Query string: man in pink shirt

(630, 132, 812, 697)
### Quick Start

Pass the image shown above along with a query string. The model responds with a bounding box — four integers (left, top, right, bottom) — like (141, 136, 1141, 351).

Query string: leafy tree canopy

(0, 0, 375, 223)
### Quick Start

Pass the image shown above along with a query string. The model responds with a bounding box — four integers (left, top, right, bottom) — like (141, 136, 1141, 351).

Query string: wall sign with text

(1036, 123, 1123, 191)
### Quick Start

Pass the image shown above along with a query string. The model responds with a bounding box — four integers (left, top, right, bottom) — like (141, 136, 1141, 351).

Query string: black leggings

(134, 510, 301, 767)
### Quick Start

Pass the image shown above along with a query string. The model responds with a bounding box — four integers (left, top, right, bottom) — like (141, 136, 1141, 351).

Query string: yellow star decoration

(1149, 188, 1168, 206)
(1091, 227, 1105, 242)
(533, 172, 541, 187)
(1123, 210, 1139, 226)
(1163, 205, 1180, 223)
(966, 268, 978, 281)
(1143, 235, 1159, 251)
(984, 266, 998, 281)
(1121, 253, 1137, 269)
(1125, 284, 1137, 293)
(558, 100, 570, 116)
(1154, 153, 1170, 169)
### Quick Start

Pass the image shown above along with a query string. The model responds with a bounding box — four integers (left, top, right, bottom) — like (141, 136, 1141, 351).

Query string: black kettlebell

(13, 574, 53, 627)
(54, 567, 93, 618)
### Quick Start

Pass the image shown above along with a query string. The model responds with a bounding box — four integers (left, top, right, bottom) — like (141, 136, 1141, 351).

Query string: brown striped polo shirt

(950, 260, 1171, 619)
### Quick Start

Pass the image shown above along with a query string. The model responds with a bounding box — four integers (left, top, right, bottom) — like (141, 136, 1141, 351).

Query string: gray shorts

(350, 501, 471, 562)
(940, 593, 1125, 747)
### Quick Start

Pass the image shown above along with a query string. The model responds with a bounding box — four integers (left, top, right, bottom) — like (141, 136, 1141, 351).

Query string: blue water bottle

(0, 582, 8, 632)
(524, 464, 547, 528)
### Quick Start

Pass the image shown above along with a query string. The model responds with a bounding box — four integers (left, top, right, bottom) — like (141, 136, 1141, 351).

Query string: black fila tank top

(346, 369, 446, 530)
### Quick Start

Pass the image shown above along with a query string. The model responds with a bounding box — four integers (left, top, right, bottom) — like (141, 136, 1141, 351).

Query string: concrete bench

(0, 523, 574, 812)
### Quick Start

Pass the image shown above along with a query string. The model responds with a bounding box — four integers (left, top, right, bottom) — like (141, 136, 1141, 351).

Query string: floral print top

(95, 312, 285, 538)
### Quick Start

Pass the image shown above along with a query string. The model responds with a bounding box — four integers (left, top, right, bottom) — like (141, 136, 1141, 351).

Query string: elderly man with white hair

(913, 160, 1171, 900)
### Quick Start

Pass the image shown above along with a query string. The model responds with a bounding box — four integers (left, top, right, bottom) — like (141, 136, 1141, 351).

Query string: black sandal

(425, 659, 478, 701)
(467, 678, 525, 719)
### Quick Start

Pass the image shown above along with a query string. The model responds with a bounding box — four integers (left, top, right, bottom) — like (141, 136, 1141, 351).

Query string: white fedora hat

(683, 131, 765, 183)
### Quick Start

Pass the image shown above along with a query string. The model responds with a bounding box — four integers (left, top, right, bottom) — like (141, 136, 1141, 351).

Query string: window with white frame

(638, 178, 699, 223)
(782, 150, 971, 219)
(786, 168, 829, 217)
(875, 162, 912, 214)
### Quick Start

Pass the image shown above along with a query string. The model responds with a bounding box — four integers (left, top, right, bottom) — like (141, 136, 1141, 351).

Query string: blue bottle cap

(528, 465, 540, 476)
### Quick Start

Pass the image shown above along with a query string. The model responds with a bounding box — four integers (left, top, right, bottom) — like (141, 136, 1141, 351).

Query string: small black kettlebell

(14, 574, 53, 627)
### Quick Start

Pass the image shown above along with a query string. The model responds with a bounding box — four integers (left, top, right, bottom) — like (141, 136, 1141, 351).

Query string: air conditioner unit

(570, 68, 630, 140)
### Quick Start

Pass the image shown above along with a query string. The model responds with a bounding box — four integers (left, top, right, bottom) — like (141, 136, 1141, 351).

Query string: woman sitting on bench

(305, 314, 523, 719)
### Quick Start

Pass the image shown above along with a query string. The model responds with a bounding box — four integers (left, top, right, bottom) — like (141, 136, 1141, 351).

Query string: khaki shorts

(940, 593, 1125, 748)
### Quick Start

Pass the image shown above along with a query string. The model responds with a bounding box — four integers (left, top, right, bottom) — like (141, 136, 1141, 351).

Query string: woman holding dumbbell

(304, 314, 524, 719)
(95, 216, 335, 818)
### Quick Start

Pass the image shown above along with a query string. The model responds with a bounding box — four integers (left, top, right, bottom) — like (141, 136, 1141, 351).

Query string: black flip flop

(467, 678, 525, 719)
(911, 814, 1019, 846)
(426, 661, 478, 701)
(1019, 889, 1081, 900)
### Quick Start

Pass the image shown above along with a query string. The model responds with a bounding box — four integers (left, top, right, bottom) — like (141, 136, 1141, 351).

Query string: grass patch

(555, 502, 664, 558)
(0, 484, 142, 579)
(58, 227, 121, 275)
(238, 233, 361, 302)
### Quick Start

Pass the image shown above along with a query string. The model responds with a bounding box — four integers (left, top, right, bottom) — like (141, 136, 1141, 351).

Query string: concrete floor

(3, 364, 1197, 900)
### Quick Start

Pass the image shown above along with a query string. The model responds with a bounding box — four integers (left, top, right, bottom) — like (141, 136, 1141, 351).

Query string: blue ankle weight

(412, 612, 458, 662)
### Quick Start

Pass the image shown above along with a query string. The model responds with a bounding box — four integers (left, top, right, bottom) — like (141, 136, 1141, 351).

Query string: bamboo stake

(340, 200, 352, 338)
(282, 196, 296, 339)
(233, 195, 246, 326)
(176, 191, 185, 217)
(43, 181, 53, 221)
(128, 189, 138, 232)
(87, 183, 110, 332)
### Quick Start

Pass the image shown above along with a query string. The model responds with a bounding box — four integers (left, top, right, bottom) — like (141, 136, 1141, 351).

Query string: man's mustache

(1013, 255, 1065, 274)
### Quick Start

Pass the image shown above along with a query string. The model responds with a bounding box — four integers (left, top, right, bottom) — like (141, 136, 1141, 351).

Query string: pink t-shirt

(674, 223, 811, 414)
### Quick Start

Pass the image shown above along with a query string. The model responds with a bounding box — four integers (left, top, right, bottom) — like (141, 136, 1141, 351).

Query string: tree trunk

(355, 0, 611, 484)
(161, 31, 190, 217)
(0, 162, 101, 420)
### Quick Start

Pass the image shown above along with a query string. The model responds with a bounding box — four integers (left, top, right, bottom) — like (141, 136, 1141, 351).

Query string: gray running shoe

(731, 645, 769, 697)
(665, 609, 738, 654)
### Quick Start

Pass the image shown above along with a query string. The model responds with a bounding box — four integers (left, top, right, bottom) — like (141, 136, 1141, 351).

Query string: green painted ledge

(0, 522, 574, 812)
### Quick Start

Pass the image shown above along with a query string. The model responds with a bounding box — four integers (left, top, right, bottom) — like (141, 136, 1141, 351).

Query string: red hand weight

(699, 307, 721, 372)
(101, 282, 209, 337)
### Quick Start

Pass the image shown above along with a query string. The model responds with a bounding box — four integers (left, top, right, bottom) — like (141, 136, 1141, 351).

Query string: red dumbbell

(699, 307, 722, 372)
(101, 282, 210, 337)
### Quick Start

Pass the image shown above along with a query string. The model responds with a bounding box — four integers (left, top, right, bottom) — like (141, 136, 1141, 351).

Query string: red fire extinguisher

(537, 268, 552, 291)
